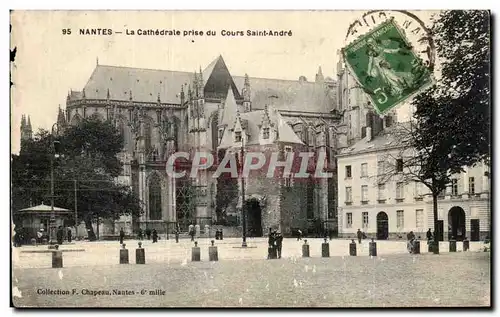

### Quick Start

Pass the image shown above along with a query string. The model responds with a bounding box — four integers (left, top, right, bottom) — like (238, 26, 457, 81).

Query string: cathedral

(20, 54, 393, 237)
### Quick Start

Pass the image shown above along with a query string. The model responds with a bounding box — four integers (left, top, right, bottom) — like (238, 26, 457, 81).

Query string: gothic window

(148, 173, 162, 220)
(144, 121, 152, 153)
(118, 120, 127, 148)
(263, 127, 270, 139)
(235, 131, 242, 142)
(70, 115, 81, 126)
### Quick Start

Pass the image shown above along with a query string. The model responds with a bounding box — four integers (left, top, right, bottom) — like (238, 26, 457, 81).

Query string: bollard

(302, 240, 310, 257)
(52, 245, 63, 268)
(135, 242, 145, 264)
(413, 240, 420, 254)
(433, 240, 440, 254)
(321, 238, 330, 257)
(349, 239, 357, 256)
(119, 243, 129, 264)
(369, 238, 377, 256)
(208, 240, 218, 261)
(192, 241, 201, 261)
(449, 239, 457, 252)
(463, 239, 470, 252)
(31, 238, 37, 246)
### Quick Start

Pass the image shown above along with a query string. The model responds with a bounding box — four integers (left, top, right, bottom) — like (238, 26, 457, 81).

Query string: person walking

(152, 229, 158, 243)
(275, 231, 283, 259)
(297, 229, 303, 241)
(56, 226, 64, 245)
(357, 229, 362, 244)
(119, 228, 125, 244)
(268, 230, 276, 259)
(426, 228, 432, 245)
(67, 228, 72, 243)
(145, 228, 152, 240)
(407, 231, 416, 253)
(137, 228, 143, 241)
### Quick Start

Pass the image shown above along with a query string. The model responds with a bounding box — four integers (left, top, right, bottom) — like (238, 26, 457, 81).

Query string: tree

(12, 117, 143, 241)
(428, 10, 490, 165)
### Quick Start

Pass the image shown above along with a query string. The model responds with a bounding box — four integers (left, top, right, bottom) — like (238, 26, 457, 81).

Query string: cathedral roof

(71, 55, 336, 113)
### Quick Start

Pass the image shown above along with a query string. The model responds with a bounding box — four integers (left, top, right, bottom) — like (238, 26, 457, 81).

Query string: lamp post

(49, 123, 60, 246)
(240, 136, 247, 248)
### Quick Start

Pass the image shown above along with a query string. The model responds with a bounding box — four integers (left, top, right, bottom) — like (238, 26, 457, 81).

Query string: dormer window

(235, 131, 242, 142)
(263, 127, 270, 139)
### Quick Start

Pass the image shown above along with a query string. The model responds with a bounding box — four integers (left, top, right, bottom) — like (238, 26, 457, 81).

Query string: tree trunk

(84, 217, 97, 241)
(432, 192, 440, 254)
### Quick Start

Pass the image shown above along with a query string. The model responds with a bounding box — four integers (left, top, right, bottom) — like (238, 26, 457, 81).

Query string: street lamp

(48, 123, 60, 247)
(240, 137, 247, 248)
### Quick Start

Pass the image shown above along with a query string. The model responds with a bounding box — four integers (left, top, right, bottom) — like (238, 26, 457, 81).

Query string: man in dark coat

(268, 230, 276, 259)
(152, 229, 158, 243)
(145, 228, 152, 240)
(426, 228, 433, 245)
(67, 228, 72, 243)
(56, 226, 64, 245)
(119, 228, 125, 244)
(357, 229, 362, 244)
(275, 231, 283, 259)
(138, 228, 143, 240)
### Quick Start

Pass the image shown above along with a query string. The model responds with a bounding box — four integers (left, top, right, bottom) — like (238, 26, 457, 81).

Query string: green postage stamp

(342, 18, 433, 115)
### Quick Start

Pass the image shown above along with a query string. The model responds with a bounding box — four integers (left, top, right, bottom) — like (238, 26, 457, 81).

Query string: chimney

(366, 127, 372, 141)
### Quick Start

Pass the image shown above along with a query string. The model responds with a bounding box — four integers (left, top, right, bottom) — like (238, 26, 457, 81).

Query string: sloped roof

(81, 65, 192, 104)
(71, 56, 336, 113)
(220, 87, 238, 126)
(18, 203, 71, 213)
(219, 106, 304, 149)
(338, 122, 411, 157)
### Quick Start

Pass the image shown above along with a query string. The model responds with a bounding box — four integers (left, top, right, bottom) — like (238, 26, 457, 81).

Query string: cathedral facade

(26, 56, 350, 237)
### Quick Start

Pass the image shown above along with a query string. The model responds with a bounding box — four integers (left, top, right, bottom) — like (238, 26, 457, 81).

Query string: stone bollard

(208, 240, 218, 261)
(52, 245, 63, 268)
(135, 242, 145, 264)
(31, 238, 37, 246)
(119, 243, 129, 264)
(369, 238, 377, 256)
(413, 240, 420, 254)
(175, 233, 179, 243)
(321, 238, 330, 257)
(449, 239, 457, 252)
(302, 240, 310, 257)
(192, 241, 201, 262)
(463, 238, 470, 252)
(433, 240, 440, 254)
(349, 239, 357, 256)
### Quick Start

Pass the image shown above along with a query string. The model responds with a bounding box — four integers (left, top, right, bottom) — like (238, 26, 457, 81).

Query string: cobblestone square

(12, 239, 490, 307)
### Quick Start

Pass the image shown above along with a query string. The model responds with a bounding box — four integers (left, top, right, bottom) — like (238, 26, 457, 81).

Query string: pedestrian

(268, 230, 276, 259)
(357, 229, 362, 244)
(145, 228, 152, 240)
(67, 228, 72, 243)
(152, 229, 158, 243)
(37, 229, 43, 245)
(407, 231, 416, 253)
(426, 228, 432, 245)
(138, 228, 143, 241)
(119, 228, 125, 244)
(297, 229, 303, 241)
(175, 228, 180, 243)
(56, 226, 64, 245)
(275, 231, 283, 259)
(189, 228, 195, 242)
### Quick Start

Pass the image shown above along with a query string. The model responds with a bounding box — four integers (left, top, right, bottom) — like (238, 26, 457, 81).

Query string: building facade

(20, 56, 347, 237)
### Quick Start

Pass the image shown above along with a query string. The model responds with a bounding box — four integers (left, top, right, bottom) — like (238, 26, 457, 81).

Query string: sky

(10, 10, 437, 154)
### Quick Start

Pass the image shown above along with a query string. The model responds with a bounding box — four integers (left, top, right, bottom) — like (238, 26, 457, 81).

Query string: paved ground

(12, 238, 488, 269)
(12, 251, 490, 307)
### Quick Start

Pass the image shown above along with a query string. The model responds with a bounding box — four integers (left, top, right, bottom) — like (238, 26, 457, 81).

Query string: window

(345, 165, 352, 178)
(346, 213, 353, 228)
(361, 163, 368, 177)
(397, 210, 404, 228)
(396, 159, 404, 172)
(378, 183, 386, 200)
(416, 209, 424, 228)
(345, 186, 352, 203)
(263, 127, 270, 139)
(284, 176, 292, 188)
(362, 212, 369, 228)
(377, 161, 385, 176)
(451, 179, 458, 196)
(361, 185, 368, 203)
(396, 182, 404, 200)
(415, 181, 423, 196)
(469, 177, 475, 194)
(235, 131, 242, 142)
(144, 122, 152, 153)
(148, 174, 162, 220)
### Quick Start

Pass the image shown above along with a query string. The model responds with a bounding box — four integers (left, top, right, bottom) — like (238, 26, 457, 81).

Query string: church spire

(57, 105, 67, 128)
(315, 66, 324, 83)
(198, 66, 204, 98)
